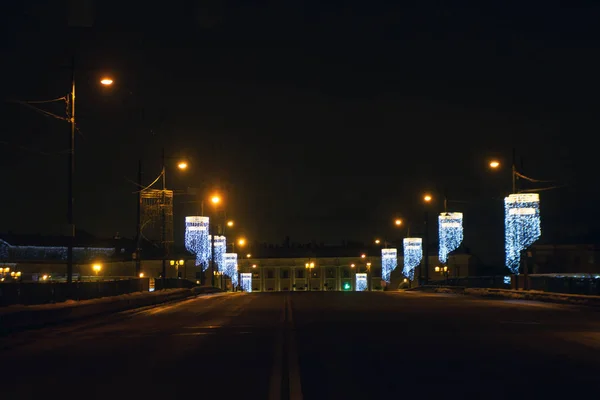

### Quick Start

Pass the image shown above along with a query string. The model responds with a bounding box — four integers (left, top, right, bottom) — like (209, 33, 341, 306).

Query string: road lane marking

(268, 297, 285, 400)
(286, 295, 303, 400)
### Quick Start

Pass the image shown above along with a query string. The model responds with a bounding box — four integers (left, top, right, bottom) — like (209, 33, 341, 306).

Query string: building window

(326, 268, 335, 278)
(342, 268, 350, 278)
(281, 269, 289, 279)
(267, 269, 274, 279)
(296, 269, 304, 279)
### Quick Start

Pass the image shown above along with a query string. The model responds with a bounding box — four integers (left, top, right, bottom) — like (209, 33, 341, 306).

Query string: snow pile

(0, 286, 222, 335)
(464, 288, 600, 307)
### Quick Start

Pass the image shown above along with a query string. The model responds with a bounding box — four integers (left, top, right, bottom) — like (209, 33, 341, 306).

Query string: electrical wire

(515, 171, 554, 183)
(519, 185, 565, 193)
(6, 99, 70, 122)
(129, 170, 164, 193)
(23, 96, 68, 104)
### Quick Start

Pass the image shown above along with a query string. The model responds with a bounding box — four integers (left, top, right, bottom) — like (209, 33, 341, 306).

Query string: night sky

(1, 1, 599, 266)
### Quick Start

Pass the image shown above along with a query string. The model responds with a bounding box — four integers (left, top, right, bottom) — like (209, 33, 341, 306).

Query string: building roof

(0, 232, 132, 249)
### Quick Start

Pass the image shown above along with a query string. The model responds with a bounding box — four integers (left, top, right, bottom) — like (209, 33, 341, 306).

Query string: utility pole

(423, 210, 429, 286)
(67, 56, 76, 287)
(210, 222, 215, 287)
(161, 148, 167, 286)
(135, 159, 142, 276)
(512, 147, 517, 193)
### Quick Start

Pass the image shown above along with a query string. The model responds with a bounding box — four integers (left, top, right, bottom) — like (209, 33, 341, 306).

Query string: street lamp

(227, 220, 234, 227)
(92, 263, 102, 278)
(170, 259, 185, 278)
(158, 152, 189, 286)
(394, 218, 403, 226)
(435, 266, 450, 284)
(100, 77, 114, 86)
(305, 261, 315, 290)
(209, 193, 223, 287)
(375, 239, 381, 245)
(422, 194, 433, 286)
(489, 160, 500, 169)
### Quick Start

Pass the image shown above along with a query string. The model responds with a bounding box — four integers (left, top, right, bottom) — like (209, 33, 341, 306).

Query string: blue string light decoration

(438, 212, 464, 264)
(184, 216, 210, 271)
(211, 235, 227, 271)
(241, 272, 252, 292)
(381, 248, 398, 283)
(403, 238, 423, 281)
(355, 273, 368, 291)
(223, 253, 238, 287)
(505, 193, 541, 273)
(0, 241, 113, 262)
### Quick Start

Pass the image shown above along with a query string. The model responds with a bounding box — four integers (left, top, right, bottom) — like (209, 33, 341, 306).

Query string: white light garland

(355, 273, 368, 291)
(438, 212, 464, 264)
(403, 238, 423, 281)
(381, 248, 398, 283)
(184, 216, 210, 270)
(241, 272, 252, 292)
(210, 235, 227, 271)
(223, 253, 238, 287)
(505, 193, 541, 274)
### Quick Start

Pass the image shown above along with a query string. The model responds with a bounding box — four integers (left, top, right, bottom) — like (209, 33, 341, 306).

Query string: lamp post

(66, 60, 76, 286)
(170, 259, 185, 279)
(305, 261, 315, 291)
(155, 150, 188, 286)
(434, 265, 450, 284)
(209, 195, 221, 287)
(65, 75, 116, 286)
(422, 194, 433, 286)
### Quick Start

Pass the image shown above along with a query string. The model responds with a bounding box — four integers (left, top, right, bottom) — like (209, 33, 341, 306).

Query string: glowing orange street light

(238, 238, 246, 246)
(489, 160, 500, 169)
(375, 239, 381, 245)
(100, 78, 113, 86)
(394, 218, 403, 226)
(227, 220, 234, 227)
(423, 194, 432, 203)
(177, 161, 188, 170)
(211, 195, 221, 205)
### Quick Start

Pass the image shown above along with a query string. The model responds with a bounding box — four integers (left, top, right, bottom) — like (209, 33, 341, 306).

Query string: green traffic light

(343, 282, 351, 291)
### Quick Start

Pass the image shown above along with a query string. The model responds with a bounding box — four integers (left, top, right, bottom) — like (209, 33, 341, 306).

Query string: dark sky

(1, 1, 599, 265)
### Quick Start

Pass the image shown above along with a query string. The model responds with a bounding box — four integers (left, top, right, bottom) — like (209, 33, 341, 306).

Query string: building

(531, 244, 600, 274)
(0, 235, 477, 289)
(237, 253, 475, 292)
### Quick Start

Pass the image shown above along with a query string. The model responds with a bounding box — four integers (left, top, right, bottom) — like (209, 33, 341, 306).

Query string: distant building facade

(530, 243, 600, 274)
(238, 253, 475, 292)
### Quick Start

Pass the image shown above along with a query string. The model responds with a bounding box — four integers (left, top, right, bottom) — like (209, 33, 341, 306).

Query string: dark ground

(1, 291, 599, 399)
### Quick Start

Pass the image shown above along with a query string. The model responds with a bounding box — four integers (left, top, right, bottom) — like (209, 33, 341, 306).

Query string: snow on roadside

(463, 287, 600, 306)
(0, 289, 190, 315)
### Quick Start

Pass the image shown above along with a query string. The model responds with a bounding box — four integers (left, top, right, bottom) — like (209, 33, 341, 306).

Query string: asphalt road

(1, 291, 599, 399)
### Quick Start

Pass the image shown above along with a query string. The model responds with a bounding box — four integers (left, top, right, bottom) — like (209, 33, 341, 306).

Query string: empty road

(1, 291, 599, 399)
